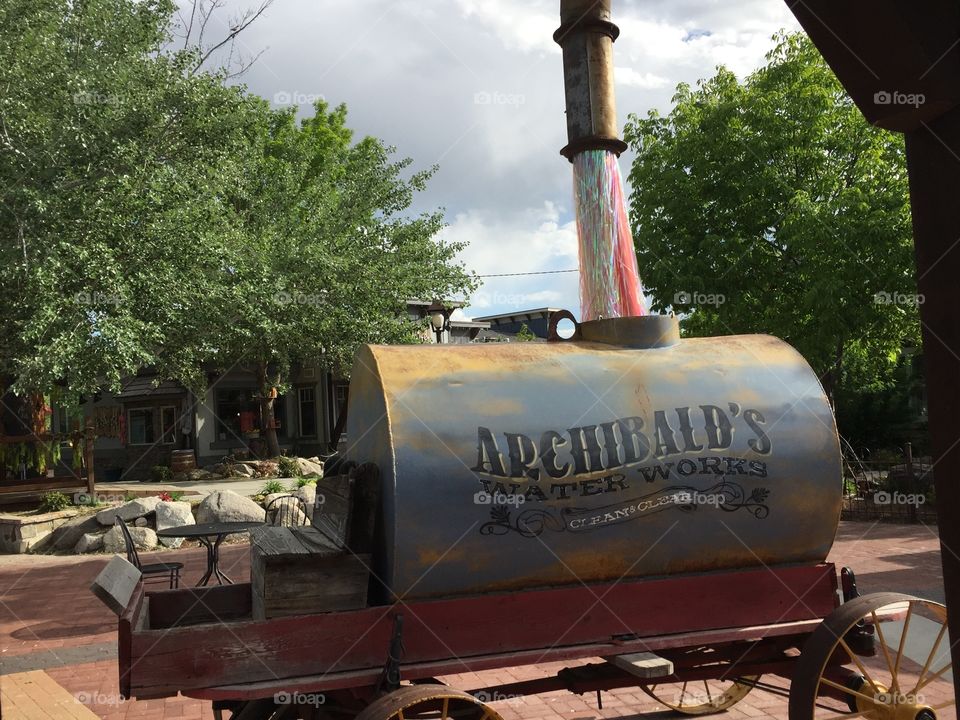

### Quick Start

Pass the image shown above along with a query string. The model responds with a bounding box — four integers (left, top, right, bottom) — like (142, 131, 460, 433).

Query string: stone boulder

(155, 501, 195, 548)
(295, 485, 317, 519)
(74, 532, 104, 554)
(103, 524, 158, 553)
(187, 468, 214, 482)
(263, 492, 289, 508)
(265, 495, 308, 527)
(231, 463, 255, 478)
(196, 490, 265, 524)
(296, 458, 324, 477)
(96, 497, 161, 526)
(50, 513, 102, 551)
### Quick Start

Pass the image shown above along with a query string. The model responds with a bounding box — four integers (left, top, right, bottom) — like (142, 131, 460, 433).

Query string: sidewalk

(0, 521, 946, 719)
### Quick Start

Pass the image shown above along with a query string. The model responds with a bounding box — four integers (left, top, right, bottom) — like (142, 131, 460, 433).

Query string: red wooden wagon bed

(101, 557, 954, 720)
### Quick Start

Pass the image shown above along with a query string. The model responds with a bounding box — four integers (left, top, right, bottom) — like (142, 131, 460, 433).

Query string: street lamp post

(428, 302, 451, 344)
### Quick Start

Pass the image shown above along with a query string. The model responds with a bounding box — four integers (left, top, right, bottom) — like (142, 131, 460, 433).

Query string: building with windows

(50, 301, 489, 480)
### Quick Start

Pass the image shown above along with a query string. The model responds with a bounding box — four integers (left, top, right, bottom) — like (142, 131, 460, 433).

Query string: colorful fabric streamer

(572, 149, 646, 321)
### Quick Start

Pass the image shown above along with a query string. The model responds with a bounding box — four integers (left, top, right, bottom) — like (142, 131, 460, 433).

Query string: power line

(477, 269, 579, 278)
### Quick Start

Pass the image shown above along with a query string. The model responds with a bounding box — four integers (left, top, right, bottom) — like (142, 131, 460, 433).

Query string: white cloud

(616, 67, 670, 89)
(220, 0, 802, 319)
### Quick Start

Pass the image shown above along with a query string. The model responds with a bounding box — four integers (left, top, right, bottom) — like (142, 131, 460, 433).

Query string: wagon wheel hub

(853, 682, 937, 720)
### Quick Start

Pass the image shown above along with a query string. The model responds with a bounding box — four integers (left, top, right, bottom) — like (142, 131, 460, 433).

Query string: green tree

(515, 324, 537, 342)
(0, 0, 260, 403)
(0, 0, 474, 458)
(624, 32, 918, 402)
(213, 101, 475, 456)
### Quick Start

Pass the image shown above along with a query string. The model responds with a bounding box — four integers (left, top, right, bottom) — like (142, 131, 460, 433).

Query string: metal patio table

(156, 521, 263, 586)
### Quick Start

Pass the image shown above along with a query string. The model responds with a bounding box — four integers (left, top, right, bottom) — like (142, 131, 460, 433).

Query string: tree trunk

(820, 340, 844, 409)
(256, 363, 281, 458)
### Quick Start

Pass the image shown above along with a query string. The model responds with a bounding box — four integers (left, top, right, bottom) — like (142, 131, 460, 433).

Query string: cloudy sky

(208, 0, 801, 320)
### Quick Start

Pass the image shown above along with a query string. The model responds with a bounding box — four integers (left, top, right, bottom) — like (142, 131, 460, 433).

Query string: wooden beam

(904, 105, 960, 708)
(604, 652, 674, 679)
(786, 0, 960, 131)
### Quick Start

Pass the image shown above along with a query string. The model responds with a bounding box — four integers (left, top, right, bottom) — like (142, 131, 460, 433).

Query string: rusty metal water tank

(345, 314, 842, 600)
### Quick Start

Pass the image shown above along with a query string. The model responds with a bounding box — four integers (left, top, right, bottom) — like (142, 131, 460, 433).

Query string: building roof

(472, 308, 563, 323)
(116, 377, 186, 399)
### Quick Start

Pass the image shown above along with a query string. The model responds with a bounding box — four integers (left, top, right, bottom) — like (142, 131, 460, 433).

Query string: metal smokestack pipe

(554, 0, 628, 161)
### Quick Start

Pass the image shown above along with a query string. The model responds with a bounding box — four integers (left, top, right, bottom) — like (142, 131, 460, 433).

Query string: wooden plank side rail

(190, 616, 824, 702)
(122, 563, 838, 699)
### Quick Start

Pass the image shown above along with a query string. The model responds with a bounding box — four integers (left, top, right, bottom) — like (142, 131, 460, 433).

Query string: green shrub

(294, 476, 317, 488)
(151, 465, 173, 483)
(260, 479, 286, 495)
(277, 455, 302, 478)
(39, 491, 71, 513)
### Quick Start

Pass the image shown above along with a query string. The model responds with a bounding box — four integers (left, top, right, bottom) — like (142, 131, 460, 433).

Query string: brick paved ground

(0, 521, 949, 719)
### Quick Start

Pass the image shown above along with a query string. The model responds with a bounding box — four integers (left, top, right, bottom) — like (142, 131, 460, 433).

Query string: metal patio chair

(115, 516, 183, 589)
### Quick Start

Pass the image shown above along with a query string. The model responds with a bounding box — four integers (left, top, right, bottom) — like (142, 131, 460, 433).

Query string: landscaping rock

(266, 495, 308, 527)
(50, 513, 101, 551)
(155, 501, 194, 548)
(74, 532, 104, 554)
(172, 472, 189, 482)
(295, 485, 317, 519)
(296, 458, 324, 477)
(187, 468, 213, 481)
(103, 524, 157, 553)
(196, 490, 265, 524)
(263, 492, 289, 508)
(96, 497, 161, 526)
(134, 517, 148, 527)
(232, 463, 255, 478)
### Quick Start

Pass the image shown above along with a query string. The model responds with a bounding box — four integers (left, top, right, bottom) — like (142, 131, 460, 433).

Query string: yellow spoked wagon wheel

(355, 685, 505, 720)
(641, 676, 760, 714)
(789, 593, 955, 720)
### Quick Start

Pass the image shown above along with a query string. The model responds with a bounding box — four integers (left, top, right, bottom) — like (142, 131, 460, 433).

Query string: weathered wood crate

(250, 525, 370, 620)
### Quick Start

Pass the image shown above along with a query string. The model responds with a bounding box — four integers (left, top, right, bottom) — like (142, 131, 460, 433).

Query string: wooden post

(84, 422, 95, 494)
(904, 105, 960, 706)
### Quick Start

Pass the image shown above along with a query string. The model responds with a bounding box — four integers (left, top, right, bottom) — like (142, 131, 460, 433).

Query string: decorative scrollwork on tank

(479, 480, 769, 537)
